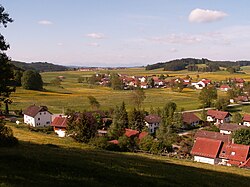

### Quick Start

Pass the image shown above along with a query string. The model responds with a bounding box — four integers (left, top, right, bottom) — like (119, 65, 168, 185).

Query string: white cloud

(57, 43, 63, 46)
(38, 20, 53, 25)
(189, 8, 228, 23)
(86, 33, 105, 39)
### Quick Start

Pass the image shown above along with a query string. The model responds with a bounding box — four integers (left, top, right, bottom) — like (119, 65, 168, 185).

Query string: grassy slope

(0, 124, 250, 187)
(11, 67, 250, 114)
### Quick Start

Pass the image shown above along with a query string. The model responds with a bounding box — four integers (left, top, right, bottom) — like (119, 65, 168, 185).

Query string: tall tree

(198, 87, 217, 107)
(232, 129, 250, 145)
(87, 96, 100, 110)
(130, 88, 146, 110)
(66, 112, 98, 143)
(0, 5, 15, 113)
(129, 108, 145, 132)
(232, 112, 243, 124)
(21, 70, 43, 90)
(108, 102, 128, 139)
(110, 73, 123, 90)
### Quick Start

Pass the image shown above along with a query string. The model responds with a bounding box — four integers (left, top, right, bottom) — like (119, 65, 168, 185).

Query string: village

(3, 72, 248, 170)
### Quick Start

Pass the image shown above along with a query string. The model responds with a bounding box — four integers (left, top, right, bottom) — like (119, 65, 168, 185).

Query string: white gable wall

(194, 156, 220, 165)
(24, 111, 52, 127)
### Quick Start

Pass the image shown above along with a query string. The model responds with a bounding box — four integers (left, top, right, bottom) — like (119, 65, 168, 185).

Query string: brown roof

(219, 143, 250, 164)
(194, 130, 231, 143)
(182, 112, 200, 124)
(24, 105, 51, 117)
(207, 110, 230, 120)
(51, 116, 67, 128)
(219, 123, 247, 132)
(191, 137, 222, 158)
(138, 132, 148, 140)
(243, 114, 250, 122)
(144, 114, 161, 124)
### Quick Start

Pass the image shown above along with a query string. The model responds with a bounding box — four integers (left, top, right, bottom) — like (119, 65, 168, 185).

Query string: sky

(1, 0, 250, 67)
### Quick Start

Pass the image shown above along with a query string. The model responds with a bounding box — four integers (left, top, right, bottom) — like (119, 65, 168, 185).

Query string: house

(242, 114, 250, 127)
(207, 110, 231, 125)
(194, 130, 231, 143)
(125, 128, 139, 138)
(182, 112, 201, 129)
(235, 95, 249, 103)
(219, 123, 247, 135)
(140, 82, 149, 89)
(220, 84, 231, 92)
(232, 78, 245, 88)
(24, 105, 52, 127)
(144, 114, 161, 134)
(191, 137, 222, 165)
(219, 143, 250, 166)
(51, 116, 67, 137)
(240, 158, 250, 169)
(191, 137, 250, 166)
(191, 79, 211, 90)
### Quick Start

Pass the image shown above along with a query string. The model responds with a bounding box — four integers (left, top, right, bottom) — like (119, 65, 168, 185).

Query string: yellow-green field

(9, 67, 250, 113)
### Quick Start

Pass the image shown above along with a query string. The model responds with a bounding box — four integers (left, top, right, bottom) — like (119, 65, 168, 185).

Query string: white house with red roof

(51, 116, 68, 137)
(207, 110, 231, 125)
(191, 79, 211, 90)
(24, 105, 52, 127)
(220, 84, 231, 92)
(242, 114, 250, 127)
(191, 137, 250, 166)
(144, 114, 161, 134)
(191, 137, 222, 165)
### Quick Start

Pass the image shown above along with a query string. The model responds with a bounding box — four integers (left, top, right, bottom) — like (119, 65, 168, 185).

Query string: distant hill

(146, 58, 250, 71)
(10, 61, 70, 72)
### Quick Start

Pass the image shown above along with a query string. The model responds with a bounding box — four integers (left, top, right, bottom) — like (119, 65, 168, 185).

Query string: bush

(0, 120, 18, 147)
(89, 136, 109, 149)
(139, 135, 154, 152)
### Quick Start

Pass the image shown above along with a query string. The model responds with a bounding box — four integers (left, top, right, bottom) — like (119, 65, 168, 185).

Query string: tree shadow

(0, 141, 249, 187)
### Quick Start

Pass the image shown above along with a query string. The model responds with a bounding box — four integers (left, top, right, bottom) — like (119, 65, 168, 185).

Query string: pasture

(0, 123, 249, 187)
(9, 67, 250, 113)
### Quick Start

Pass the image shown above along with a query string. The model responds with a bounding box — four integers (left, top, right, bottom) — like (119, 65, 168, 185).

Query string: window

(38, 118, 40, 120)
(46, 121, 50, 124)
(44, 112, 46, 114)
(40, 113, 41, 115)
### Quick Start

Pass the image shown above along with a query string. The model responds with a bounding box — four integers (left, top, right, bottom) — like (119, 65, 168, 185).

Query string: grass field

(0, 123, 249, 187)
(10, 67, 250, 114)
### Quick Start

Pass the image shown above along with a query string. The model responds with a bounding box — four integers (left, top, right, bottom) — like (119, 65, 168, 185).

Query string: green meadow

(0, 123, 249, 187)
(10, 67, 250, 114)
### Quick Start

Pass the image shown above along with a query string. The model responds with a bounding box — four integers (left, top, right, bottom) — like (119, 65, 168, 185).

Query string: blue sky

(1, 0, 250, 67)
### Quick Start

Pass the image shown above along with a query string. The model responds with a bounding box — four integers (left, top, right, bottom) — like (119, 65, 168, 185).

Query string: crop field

(0, 123, 249, 187)
(9, 67, 250, 114)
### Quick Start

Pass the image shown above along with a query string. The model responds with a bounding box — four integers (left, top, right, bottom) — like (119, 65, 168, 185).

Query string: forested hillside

(11, 61, 70, 72)
(146, 58, 250, 71)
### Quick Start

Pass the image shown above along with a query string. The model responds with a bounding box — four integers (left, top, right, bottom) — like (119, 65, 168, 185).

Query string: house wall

(207, 116, 214, 122)
(220, 130, 231, 135)
(24, 114, 35, 126)
(55, 129, 66, 137)
(243, 121, 250, 127)
(145, 122, 159, 134)
(34, 111, 52, 127)
(194, 156, 218, 165)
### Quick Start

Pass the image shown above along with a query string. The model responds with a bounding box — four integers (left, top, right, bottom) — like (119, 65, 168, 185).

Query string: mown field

(0, 123, 250, 187)
(10, 67, 250, 114)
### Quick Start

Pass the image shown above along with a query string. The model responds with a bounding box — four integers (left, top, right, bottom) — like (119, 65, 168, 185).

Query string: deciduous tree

(198, 87, 217, 107)
(21, 70, 43, 90)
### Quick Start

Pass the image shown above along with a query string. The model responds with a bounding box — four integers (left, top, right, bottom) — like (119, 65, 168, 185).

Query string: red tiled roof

(219, 123, 247, 132)
(144, 114, 161, 124)
(24, 105, 51, 117)
(194, 130, 231, 143)
(201, 79, 211, 85)
(51, 116, 68, 128)
(233, 78, 245, 83)
(191, 137, 222, 158)
(109, 140, 119, 145)
(236, 96, 249, 102)
(220, 85, 231, 89)
(243, 114, 250, 122)
(182, 112, 200, 124)
(219, 143, 250, 163)
(138, 132, 148, 140)
(207, 110, 230, 120)
(125, 129, 139, 138)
